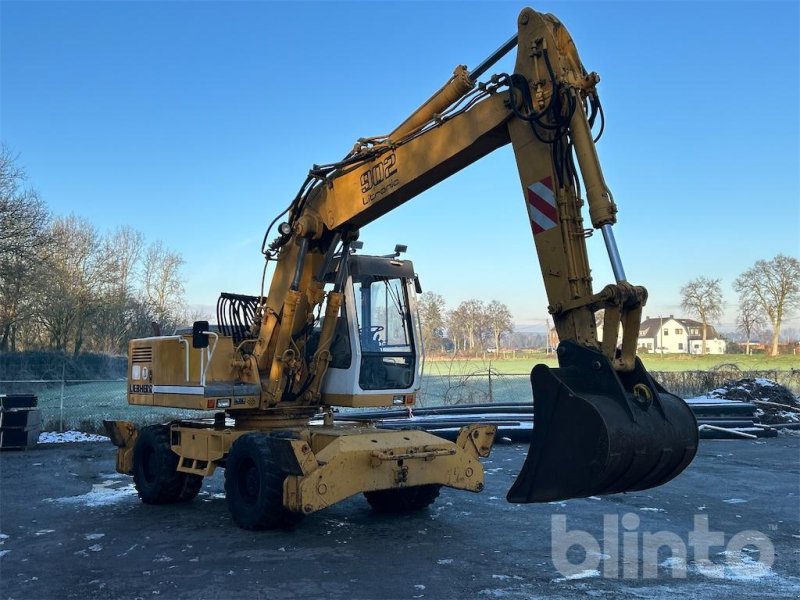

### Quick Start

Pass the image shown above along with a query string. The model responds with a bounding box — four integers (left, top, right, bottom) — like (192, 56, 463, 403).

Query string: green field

(424, 353, 799, 375)
(7, 352, 796, 431)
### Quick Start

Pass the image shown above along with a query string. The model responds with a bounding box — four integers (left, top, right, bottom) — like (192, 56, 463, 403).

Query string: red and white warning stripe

(526, 176, 558, 234)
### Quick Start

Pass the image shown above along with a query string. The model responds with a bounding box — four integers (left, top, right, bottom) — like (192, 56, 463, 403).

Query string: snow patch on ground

(478, 588, 527, 598)
(46, 479, 137, 507)
(553, 569, 601, 582)
(660, 556, 687, 571)
(754, 378, 776, 387)
(714, 551, 776, 581)
(39, 431, 110, 444)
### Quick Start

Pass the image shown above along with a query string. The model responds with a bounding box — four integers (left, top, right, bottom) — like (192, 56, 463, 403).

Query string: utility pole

(544, 318, 550, 355)
(659, 315, 664, 356)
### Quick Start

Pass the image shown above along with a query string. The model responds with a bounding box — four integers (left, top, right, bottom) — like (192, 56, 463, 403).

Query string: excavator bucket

(507, 341, 698, 503)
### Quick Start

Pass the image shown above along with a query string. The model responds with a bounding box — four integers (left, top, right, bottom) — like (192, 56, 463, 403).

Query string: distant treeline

(1, 146, 190, 355)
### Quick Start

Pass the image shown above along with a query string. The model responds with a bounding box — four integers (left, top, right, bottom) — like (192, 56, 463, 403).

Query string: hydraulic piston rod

(469, 34, 518, 82)
(601, 224, 627, 283)
(389, 34, 518, 141)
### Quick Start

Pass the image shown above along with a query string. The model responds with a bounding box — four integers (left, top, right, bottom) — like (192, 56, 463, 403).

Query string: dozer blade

(507, 341, 698, 503)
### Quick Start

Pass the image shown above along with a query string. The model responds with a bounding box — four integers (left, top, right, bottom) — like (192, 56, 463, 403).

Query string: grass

(423, 352, 798, 375)
(17, 353, 796, 431)
(639, 353, 798, 372)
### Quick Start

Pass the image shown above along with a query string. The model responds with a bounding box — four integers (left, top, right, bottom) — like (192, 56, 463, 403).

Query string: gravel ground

(1, 435, 798, 600)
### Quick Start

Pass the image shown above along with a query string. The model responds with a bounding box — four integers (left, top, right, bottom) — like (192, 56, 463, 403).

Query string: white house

(638, 316, 727, 355)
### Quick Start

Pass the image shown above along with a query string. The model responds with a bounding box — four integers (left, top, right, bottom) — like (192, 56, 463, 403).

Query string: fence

(417, 368, 800, 406)
(0, 379, 194, 433)
(1, 368, 797, 432)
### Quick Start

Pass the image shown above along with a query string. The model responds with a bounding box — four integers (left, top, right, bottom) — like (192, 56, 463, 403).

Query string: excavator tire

(178, 474, 204, 502)
(133, 425, 202, 504)
(224, 433, 304, 530)
(364, 484, 441, 513)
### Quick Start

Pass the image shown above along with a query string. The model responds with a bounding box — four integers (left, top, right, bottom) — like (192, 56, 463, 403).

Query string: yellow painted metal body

(124, 6, 646, 419)
(245, 8, 648, 412)
(114, 7, 661, 519)
(108, 418, 496, 515)
(283, 424, 494, 514)
(127, 334, 409, 412)
(127, 335, 260, 411)
(103, 419, 138, 474)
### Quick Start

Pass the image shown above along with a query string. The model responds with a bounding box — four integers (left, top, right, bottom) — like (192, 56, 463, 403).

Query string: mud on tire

(133, 425, 203, 504)
(224, 433, 305, 530)
(364, 484, 441, 513)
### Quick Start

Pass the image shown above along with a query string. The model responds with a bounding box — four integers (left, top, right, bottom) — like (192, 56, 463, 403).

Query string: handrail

(200, 331, 219, 387)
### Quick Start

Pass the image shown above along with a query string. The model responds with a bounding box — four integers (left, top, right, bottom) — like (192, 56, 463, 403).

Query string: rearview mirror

(192, 321, 209, 349)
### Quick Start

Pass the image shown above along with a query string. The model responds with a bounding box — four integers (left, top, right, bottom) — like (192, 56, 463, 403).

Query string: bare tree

(91, 227, 147, 353)
(181, 305, 214, 326)
(734, 254, 800, 356)
(35, 215, 105, 354)
(736, 296, 766, 355)
(680, 277, 723, 355)
(0, 146, 52, 350)
(417, 292, 446, 353)
(446, 306, 467, 353)
(102, 226, 144, 295)
(142, 241, 185, 332)
(457, 299, 486, 351)
(0, 148, 190, 354)
(486, 300, 513, 351)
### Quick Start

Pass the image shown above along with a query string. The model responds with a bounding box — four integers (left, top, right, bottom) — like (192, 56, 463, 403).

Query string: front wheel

(224, 433, 304, 530)
(133, 425, 203, 504)
(364, 484, 441, 513)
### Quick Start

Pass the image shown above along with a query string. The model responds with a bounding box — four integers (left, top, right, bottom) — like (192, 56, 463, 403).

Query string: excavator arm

(244, 7, 698, 504)
(113, 8, 697, 518)
(255, 9, 641, 404)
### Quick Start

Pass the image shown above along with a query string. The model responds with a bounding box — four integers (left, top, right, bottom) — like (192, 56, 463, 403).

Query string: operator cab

(319, 252, 423, 408)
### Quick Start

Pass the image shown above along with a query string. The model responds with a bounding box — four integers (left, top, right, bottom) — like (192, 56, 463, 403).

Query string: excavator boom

(248, 8, 698, 503)
(109, 7, 698, 529)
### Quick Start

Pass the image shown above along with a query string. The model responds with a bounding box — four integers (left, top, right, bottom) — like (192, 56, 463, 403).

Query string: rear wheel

(178, 473, 203, 502)
(224, 433, 304, 530)
(364, 484, 441, 513)
(133, 425, 203, 504)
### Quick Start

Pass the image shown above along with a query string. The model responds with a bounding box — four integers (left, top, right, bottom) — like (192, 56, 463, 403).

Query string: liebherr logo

(360, 153, 399, 205)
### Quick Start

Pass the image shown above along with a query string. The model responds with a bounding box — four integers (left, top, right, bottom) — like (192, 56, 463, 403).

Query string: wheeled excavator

(105, 7, 698, 530)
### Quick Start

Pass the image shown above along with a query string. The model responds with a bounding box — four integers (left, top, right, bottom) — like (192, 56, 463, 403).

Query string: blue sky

(2, 1, 798, 332)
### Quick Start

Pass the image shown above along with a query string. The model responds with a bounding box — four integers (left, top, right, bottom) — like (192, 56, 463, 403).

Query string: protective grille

(131, 346, 153, 364)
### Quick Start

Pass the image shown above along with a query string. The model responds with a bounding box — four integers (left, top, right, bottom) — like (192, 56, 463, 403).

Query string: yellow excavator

(105, 7, 698, 530)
